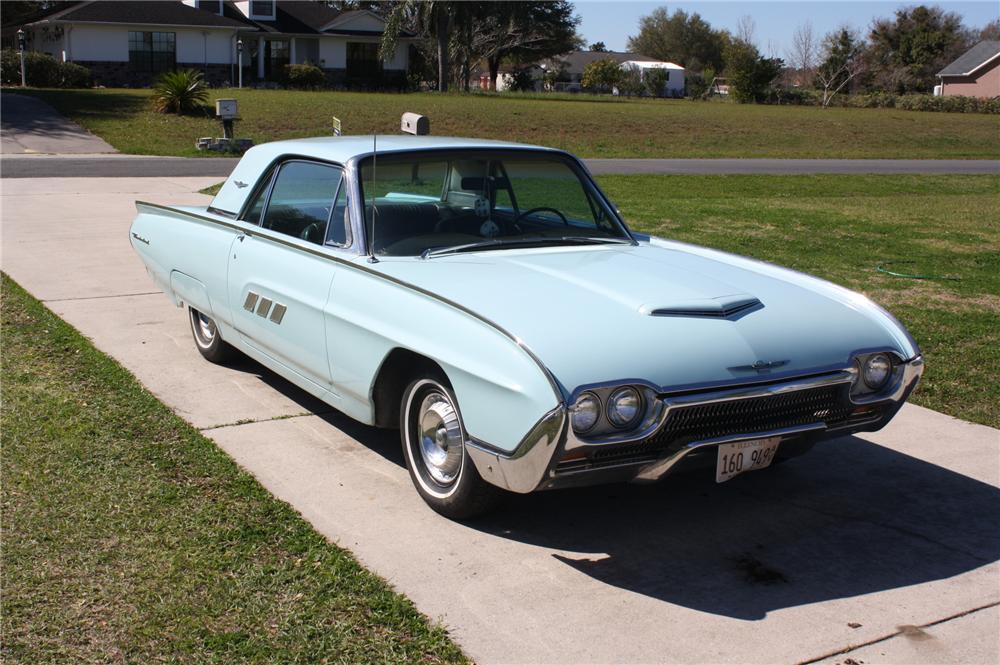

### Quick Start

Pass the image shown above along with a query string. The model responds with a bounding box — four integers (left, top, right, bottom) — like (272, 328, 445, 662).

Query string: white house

(11, 0, 412, 88)
(621, 60, 685, 97)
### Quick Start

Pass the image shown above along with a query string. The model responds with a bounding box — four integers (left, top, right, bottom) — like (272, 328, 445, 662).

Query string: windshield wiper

(421, 235, 631, 259)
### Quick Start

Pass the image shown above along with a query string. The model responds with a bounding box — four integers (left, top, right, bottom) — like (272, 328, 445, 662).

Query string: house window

(250, 0, 274, 18)
(128, 31, 175, 74)
(196, 0, 222, 15)
(266, 40, 289, 77)
(347, 42, 381, 82)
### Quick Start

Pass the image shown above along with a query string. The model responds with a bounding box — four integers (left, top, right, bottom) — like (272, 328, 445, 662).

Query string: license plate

(716, 437, 781, 483)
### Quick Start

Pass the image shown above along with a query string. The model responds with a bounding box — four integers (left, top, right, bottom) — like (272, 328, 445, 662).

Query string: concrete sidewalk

(2, 177, 998, 664)
(1, 93, 116, 155)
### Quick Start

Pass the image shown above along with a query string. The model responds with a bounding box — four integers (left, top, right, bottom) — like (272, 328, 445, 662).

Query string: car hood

(370, 239, 918, 396)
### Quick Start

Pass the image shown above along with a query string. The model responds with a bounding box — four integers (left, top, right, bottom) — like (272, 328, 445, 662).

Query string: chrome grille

(560, 382, 854, 472)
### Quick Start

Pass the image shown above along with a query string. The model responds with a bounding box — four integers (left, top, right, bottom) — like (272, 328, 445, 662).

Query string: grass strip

(0, 274, 467, 664)
(17, 87, 1000, 159)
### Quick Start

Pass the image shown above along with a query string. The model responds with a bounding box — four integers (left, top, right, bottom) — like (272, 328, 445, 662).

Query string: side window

(242, 167, 275, 226)
(326, 182, 351, 247)
(261, 161, 343, 245)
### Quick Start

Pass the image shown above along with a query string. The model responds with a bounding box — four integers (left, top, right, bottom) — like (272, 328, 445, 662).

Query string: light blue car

(130, 136, 923, 518)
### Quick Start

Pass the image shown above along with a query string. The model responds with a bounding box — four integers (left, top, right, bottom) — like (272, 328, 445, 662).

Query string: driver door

(227, 159, 346, 391)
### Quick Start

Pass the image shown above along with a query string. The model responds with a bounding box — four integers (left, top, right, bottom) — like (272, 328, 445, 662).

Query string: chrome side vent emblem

(243, 292, 259, 312)
(243, 291, 286, 325)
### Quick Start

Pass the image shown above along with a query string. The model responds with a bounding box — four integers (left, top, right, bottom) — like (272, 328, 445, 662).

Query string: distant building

(542, 51, 685, 96)
(3, 0, 413, 89)
(936, 41, 1000, 98)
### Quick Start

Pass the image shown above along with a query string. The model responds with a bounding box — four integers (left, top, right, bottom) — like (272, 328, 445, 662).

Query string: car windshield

(359, 151, 632, 257)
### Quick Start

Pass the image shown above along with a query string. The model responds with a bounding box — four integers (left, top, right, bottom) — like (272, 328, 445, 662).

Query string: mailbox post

(17, 29, 26, 87)
(216, 98, 238, 140)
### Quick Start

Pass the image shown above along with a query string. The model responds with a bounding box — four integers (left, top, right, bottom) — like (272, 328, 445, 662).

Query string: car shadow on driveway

(220, 355, 1000, 621)
(468, 438, 1000, 620)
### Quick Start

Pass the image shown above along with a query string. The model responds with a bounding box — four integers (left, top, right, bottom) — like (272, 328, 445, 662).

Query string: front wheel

(400, 375, 502, 519)
(188, 306, 238, 364)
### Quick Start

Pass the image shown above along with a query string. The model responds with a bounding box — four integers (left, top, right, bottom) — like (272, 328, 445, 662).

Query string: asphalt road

(2, 176, 997, 664)
(3, 154, 998, 178)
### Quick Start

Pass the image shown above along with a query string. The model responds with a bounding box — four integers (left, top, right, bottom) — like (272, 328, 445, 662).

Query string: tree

(626, 7, 727, 72)
(724, 39, 783, 103)
(868, 5, 969, 93)
(815, 28, 866, 107)
(471, 1, 580, 91)
(617, 63, 644, 96)
(589, 41, 607, 52)
(381, 1, 457, 92)
(581, 58, 622, 93)
(787, 20, 818, 82)
(736, 15, 757, 45)
(977, 18, 1000, 41)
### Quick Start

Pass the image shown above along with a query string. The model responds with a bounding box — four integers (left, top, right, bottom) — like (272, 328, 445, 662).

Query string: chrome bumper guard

(467, 356, 924, 494)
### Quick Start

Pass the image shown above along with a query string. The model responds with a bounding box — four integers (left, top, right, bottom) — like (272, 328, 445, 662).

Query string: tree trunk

(488, 56, 500, 91)
(435, 12, 449, 92)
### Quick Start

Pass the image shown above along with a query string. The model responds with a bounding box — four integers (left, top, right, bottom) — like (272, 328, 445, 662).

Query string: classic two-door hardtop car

(130, 135, 923, 518)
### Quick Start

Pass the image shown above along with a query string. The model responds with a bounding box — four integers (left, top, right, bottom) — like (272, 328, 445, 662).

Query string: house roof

(550, 51, 658, 74)
(937, 40, 1000, 77)
(27, 1, 250, 29)
(221, 2, 409, 37)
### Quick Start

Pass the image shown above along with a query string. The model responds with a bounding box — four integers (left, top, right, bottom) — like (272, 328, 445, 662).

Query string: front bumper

(467, 356, 924, 493)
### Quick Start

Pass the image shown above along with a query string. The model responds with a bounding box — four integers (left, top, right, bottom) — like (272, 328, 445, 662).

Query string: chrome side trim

(135, 201, 565, 404)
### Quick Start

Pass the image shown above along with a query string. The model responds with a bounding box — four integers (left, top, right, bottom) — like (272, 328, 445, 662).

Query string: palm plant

(151, 69, 209, 114)
(381, 1, 455, 92)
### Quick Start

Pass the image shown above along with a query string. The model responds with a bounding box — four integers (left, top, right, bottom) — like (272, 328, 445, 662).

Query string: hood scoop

(640, 294, 763, 319)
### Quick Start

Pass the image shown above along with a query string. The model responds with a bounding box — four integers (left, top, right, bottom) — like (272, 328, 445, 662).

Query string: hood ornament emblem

(234, 180, 249, 188)
(729, 359, 790, 373)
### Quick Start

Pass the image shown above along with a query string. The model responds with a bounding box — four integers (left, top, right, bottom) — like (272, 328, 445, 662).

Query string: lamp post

(236, 38, 243, 89)
(17, 29, 26, 87)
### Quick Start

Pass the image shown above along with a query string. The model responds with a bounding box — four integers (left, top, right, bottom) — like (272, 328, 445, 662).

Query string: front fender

(324, 264, 562, 454)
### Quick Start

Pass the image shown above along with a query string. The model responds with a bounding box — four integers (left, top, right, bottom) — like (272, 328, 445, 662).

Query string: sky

(571, 1, 1000, 57)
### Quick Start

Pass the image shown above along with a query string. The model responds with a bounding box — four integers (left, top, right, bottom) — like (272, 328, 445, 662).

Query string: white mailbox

(215, 98, 238, 119)
(401, 112, 429, 136)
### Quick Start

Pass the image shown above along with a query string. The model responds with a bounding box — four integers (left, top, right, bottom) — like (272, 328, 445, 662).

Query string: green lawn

(0, 275, 466, 663)
(599, 174, 1000, 428)
(18, 87, 1000, 159)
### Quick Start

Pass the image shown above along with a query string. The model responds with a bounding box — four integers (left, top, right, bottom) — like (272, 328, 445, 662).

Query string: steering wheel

(513, 206, 569, 226)
(299, 222, 325, 244)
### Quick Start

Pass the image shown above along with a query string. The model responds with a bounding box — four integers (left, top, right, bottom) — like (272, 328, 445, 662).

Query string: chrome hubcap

(416, 391, 463, 486)
(196, 311, 216, 342)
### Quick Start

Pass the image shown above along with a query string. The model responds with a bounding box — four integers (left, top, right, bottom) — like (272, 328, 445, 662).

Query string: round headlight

(607, 386, 642, 428)
(571, 392, 600, 433)
(862, 353, 892, 389)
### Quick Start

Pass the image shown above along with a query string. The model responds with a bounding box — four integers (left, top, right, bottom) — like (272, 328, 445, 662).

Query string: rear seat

(366, 201, 441, 252)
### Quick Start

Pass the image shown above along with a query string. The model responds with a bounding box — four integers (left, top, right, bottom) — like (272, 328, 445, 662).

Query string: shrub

(0, 50, 91, 88)
(616, 64, 645, 97)
(58, 62, 91, 88)
(151, 69, 209, 114)
(643, 67, 669, 97)
(506, 67, 536, 92)
(282, 63, 324, 89)
(581, 58, 622, 93)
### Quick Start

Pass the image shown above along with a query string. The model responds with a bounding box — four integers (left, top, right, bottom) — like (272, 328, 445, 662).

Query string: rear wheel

(188, 306, 237, 364)
(400, 374, 502, 519)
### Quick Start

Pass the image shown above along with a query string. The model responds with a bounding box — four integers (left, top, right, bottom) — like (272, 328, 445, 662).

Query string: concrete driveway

(2, 177, 998, 664)
(1, 93, 116, 155)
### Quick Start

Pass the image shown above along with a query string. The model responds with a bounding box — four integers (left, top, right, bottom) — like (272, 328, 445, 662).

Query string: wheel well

(371, 348, 446, 429)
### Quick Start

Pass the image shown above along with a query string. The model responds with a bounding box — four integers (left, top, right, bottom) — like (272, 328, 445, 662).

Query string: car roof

(210, 135, 562, 215)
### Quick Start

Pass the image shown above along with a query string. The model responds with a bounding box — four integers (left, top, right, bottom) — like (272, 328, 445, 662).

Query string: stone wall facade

(74, 61, 233, 87)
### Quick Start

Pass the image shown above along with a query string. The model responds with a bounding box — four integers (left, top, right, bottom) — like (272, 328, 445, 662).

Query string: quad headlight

(571, 392, 600, 433)
(607, 386, 642, 428)
(862, 353, 893, 389)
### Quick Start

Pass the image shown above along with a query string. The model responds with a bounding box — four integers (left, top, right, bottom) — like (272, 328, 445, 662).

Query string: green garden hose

(876, 261, 961, 281)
